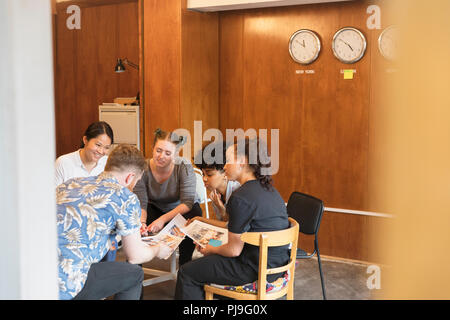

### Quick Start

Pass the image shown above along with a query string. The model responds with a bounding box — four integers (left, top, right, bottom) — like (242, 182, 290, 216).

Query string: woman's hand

(185, 216, 201, 227)
(196, 243, 215, 257)
(210, 190, 225, 211)
(147, 217, 165, 234)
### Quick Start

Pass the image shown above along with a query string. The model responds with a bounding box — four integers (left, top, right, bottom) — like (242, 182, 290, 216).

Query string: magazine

(141, 214, 187, 259)
(183, 220, 228, 248)
(141, 214, 229, 258)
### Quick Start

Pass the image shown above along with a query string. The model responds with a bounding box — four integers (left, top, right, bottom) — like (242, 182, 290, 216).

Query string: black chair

(287, 191, 326, 300)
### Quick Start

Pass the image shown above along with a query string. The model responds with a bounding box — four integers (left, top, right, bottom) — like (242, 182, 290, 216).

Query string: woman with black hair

(133, 128, 202, 266)
(55, 121, 114, 187)
(194, 140, 240, 222)
(175, 137, 289, 300)
(54, 121, 116, 261)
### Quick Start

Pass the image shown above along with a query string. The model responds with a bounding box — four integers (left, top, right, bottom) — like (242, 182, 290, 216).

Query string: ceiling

(187, 0, 355, 12)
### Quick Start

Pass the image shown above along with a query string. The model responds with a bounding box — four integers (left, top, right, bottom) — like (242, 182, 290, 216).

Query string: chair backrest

(240, 217, 299, 300)
(193, 168, 210, 219)
(286, 191, 324, 236)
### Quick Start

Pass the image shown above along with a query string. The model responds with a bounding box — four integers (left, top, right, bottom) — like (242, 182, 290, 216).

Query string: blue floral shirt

(56, 172, 141, 300)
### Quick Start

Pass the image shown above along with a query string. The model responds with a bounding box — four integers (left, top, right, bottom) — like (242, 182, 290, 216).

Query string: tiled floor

(116, 249, 383, 300)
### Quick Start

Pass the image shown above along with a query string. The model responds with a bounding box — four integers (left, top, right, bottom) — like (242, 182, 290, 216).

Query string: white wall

(0, 0, 58, 299)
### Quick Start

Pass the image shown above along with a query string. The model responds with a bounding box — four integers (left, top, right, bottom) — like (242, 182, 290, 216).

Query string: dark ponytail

(235, 137, 273, 191)
(80, 121, 114, 148)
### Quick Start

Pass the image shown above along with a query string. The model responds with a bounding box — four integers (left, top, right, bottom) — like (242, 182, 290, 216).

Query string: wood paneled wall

(54, 0, 393, 262)
(141, 0, 219, 157)
(219, 0, 392, 262)
(54, 0, 139, 157)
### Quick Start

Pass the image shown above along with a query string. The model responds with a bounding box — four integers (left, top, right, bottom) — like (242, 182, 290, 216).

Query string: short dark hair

(194, 140, 228, 172)
(104, 144, 146, 173)
(153, 128, 186, 149)
(81, 121, 114, 148)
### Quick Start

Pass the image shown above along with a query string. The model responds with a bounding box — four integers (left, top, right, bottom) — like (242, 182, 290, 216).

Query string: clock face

(378, 25, 398, 61)
(289, 29, 321, 65)
(332, 27, 367, 64)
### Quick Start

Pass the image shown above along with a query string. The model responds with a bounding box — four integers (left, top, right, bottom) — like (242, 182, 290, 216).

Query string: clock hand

(296, 39, 305, 48)
(339, 38, 353, 51)
(302, 39, 306, 48)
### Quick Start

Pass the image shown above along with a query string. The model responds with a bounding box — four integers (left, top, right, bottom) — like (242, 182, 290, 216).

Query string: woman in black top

(175, 137, 289, 300)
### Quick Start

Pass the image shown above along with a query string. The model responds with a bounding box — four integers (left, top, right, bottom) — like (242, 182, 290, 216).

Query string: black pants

(174, 254, 258, 300)
(73, 261, 144, 300)
(146, 202, 202, 266)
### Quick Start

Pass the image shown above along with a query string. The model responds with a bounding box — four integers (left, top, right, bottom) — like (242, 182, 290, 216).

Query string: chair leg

(205, 289, 213, 300)
(316, 240, 327, 300)
(287, 279, 294, 300)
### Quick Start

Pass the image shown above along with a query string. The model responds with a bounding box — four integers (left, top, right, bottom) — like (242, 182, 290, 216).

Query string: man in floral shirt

(56, 144, 170, 300)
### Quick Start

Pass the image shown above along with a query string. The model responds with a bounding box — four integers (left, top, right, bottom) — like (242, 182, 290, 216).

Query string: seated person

(193, 140, 240, 223)
(55, 121, 118, 262)
(133, 128, 202, 266)
(175, 137, 290, 300)
(56, 144, 170, 300)
(55, 121, 113, 187)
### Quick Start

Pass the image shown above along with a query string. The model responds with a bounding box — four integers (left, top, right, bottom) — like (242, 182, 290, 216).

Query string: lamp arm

(123, 58, 139, 70)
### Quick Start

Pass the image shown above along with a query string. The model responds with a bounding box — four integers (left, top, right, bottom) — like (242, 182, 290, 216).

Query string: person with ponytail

(175, 137, 289, 300)
(133, 128, 202, 266)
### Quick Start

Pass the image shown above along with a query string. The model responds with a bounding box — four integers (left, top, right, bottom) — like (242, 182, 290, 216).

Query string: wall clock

(289, 29, 321, 65)
(332, 27, 367, 64)
(378, 25, 397, 61)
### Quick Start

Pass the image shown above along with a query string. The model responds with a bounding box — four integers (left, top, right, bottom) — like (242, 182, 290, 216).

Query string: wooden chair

(204, 217, 299, 300)
(194, 168, 211, 219)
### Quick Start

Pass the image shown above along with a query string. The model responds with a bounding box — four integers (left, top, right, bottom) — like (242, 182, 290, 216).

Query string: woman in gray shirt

(133, 129, 202, 265)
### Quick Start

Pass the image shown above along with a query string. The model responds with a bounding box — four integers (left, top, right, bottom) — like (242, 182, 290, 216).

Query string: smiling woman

(133, 128, 203, 266)
(54, 121, 114, 187)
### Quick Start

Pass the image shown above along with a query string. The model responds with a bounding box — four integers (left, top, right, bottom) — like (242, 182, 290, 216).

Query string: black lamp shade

(115, 59, 125, 73)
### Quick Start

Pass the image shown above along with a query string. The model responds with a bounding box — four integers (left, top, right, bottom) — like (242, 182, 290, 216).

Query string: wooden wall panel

(142, 0, 182, 155)
(219, 12, 245, 131)
(142, 0, 219, 157)
(219, 0, 389, 262)
(54, 1, 139, 157)
(180, 3, 219, 151)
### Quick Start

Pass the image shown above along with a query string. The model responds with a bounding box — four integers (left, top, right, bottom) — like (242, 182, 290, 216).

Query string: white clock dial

(289, 29, 321, 65)
(332, 27, 367, 64)
(378, 25, 398, 61)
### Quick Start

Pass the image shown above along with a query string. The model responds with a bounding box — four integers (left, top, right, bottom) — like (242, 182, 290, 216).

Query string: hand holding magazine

(141, 214, 228, 259)
(183, 219, 228, 248)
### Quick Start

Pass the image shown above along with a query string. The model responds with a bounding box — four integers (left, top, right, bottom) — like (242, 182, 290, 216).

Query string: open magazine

(183, 220, 228, 248)
(141, 214, 228, 259)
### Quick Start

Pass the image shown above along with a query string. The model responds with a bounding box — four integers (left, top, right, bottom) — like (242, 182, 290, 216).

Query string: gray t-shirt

(133, 158, 197, 213)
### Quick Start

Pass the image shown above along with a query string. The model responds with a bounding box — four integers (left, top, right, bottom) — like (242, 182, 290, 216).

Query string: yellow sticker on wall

(343, 69, 354, 79)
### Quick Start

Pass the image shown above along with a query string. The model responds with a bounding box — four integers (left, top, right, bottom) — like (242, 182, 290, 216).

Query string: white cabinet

(99, 104, 140, 149)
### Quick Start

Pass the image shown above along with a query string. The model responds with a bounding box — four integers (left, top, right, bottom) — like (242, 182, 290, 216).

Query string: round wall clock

(378, 25, 398, 61)
(289, 29, 321, 65)
(332, 27, 367, 64)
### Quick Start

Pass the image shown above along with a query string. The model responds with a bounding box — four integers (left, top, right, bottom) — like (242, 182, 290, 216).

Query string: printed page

(183, 220, 228, 248)
(161, 213, 188, 238)
(141, 214, 187, 259)
(142, 233, 184, 260)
